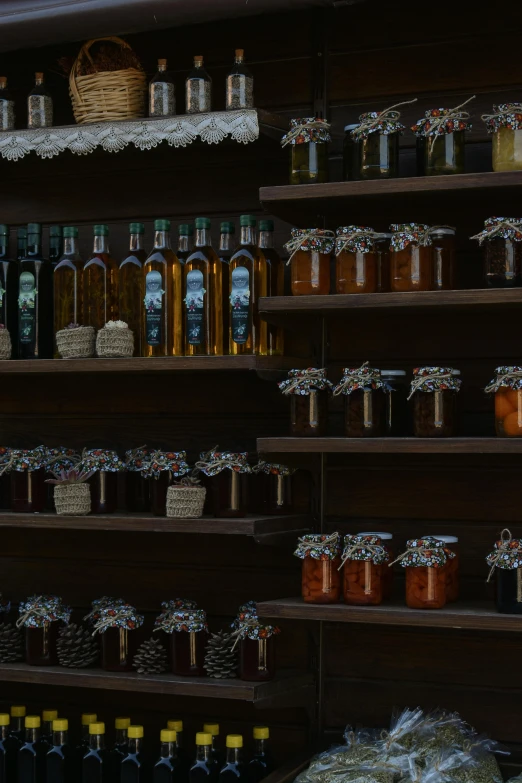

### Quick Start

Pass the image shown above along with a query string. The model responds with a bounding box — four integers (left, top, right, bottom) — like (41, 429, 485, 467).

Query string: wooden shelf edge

(256, 438, 522, 454)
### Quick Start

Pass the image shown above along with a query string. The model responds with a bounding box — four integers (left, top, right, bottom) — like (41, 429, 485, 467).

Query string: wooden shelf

(257, 437, 522, 454)
(257, 598, 522, 632)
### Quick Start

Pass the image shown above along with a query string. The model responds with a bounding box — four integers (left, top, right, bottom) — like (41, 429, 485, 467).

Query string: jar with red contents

(285, 229, 334, 296)
(158, 609, 208, 677)
(428, 534, 459, 602)
(124, 447, 151, 513)
(250, 461, 295, 515)
(486, 366, 522, 437)
(197, 450, 251, 517)
(279, 368, 332, 437)
(341, 534, 387, 605)
(333, 362, 390, 437)
(18, 595, 71, 666)
(78, 449, 125, 514)
(390, 223, 433, 292)
(93, 602, 144, 672)
(9, 447, 47, 513)
(486, 529, 522, 614)
(142, 451, 190, 516)
(397, 537, 448, 609)
(409, 367, 462, 438)
(294, 533, 341, 604)
(358, 531, 394, 598)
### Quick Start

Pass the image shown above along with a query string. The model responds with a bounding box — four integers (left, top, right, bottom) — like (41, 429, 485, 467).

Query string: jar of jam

(484, 103, 522, 172)
(124, 448, 150, 513)
(429, 534, 459, 602)
(285, 229, 334, 296)
(250, 461, 295, 515)
(412, 107, 470, 176)
(486, 366, 522, 437)
(154, 598, 198, 669)
(8, 447, 47, 513)
(93, 602, 144, 672)
(398, 537, 448, 609)
(18, 595, 71, 666)
(380, 370, 408, 436)
(334, 226, 383, 294)
(375, 234, 391, 293)
(197, 450, 250, 517)
(238, 622, 279, 682)
(341, 534, 387, 605)
(294, 533, 341, 604)
(351, 110, 403, 179)
(333, 363, 389, 437)
(142, 451, 190, 516)
(279, 368, 332, 437)
(409, 367, 461, 438)
(164, 609, 208, 676)
(358, 530, 394, 598)
(342, 124, 358, 180)
(283, 117, 330, 185)
(431, 228, 456, 290)
(390, 223, 433, 292)
(471, 217, 522, 288)
(486, 529, 522, 614)
(78, 450, 124, 515)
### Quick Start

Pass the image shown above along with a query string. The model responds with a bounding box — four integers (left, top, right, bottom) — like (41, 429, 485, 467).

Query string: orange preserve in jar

(341, 534, 387, 606)
(334, 225, 382, 294)
(390, 223, 433, 292)
(285, 228, 334, 296)
(358, 530, 394, 598)
(294, 533, 341, 604)
(486, 366, 522, 437)
(429, 534, 459, 602)
(398, 537, 448, 609)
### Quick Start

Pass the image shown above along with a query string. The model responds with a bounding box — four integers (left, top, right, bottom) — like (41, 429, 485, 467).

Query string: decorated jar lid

(332, 362, 390, 396)
(92, 602, 144, 634)
(411, 101, 473, 137)
(334, 225, 385, 255)
(45, 447, 79, 473)
(17, 595, 71, 628)
(294, 532, 340, 560)
(155, 598, 198, 630)
(351, 109, 405, 141)
(8, 446, 47, 473)
(140, 450, 190, 479)
(284, 228, 335, 259)
(0, 447, 9, 465)
(156, 608, 208, 634)
(281, 117, 331, 147)
(84, 596, 126, 624)
(252, 461, 296, 476)
(196, 450, 251, 476)
(78, 449, 124, 473)
(124, 447, 150, 473)
(231, 600, 258, 630)
(390, 223, 432, 252)
(486, 529, 522, 577)
(232, 619, 280, 643)
(279, 368, 333, 396)
(408, 367, 462, 399)
(394, 537, 448, 568)
(482, 103, 522, 133)
(485, 366, 522, 393)
(340, 534, 387, 567)
(470, 217, 522, 244)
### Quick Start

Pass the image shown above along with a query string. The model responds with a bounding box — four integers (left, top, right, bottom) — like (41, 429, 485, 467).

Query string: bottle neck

(226, 748, 241, 764)
(235, 56, 244, 65)
(63, 237, 78, 255)
(211, 737, 218, 751)
(115, 729, 128, 746)
(27, 235, 41, 256)
(89, 734, 105, 751)
(35, 77, 44, 86)
(158, 64, 166, 73)
(0, 725, 8, 741)
(240, 226, 256, 246)
(175, 731, 183, 749)
(258, 231, 273, 250)
(161, 741, 176, 759)
(42, 721, 53, 737)
(197, 745, 211, 762)
(178, 235, 193, 253)
(52, 730, 67, 747)
(93, 235, 109, 254)
(0, 240, 7, 258)
(26, 728, 40, 744)
(12, 718, 23, 734)
(254, 739, 266, 756)
(154, 231, 171, 250)
(128, 738, 142, 755)
(49, 239, 62, 258)
(129, 234, 144, 252)
(195, 228, 211, 248)
(219, 233, 233, 253)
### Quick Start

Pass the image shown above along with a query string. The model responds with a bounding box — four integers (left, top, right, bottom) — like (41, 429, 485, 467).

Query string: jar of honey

(250, 461, 295, 515)
(429, 534, 459, 602)
(93, 602, 144, 672)
(409, 367, 461, 438)
(398, 537, 448, 609)
(390, 223, 433, 292)
(486, 366, 522, 437)
(351, 110, 404, 180)
(282, 117, 330, 185)
(411, 107, 470, 176)
(486, 529, 522, 614)
(285, 228, 334, 296)
(333, 362, 390, 437)
(279, 368, 333, 437)
(197, 450, 251, 517)
(471, 217, 522, 288)
(18, 595, 71, 666)
(431, 227, 456, 290)
(9, 447, 48, 513)
(341, 534, 387, 605)
(77, 449, 124, 514)
(483, 103, 522, 172)
(124, 448, 151, 513)
(334, 226, 384, 294)
(294, 533, 341, 604)
(141, 451, 190, 516)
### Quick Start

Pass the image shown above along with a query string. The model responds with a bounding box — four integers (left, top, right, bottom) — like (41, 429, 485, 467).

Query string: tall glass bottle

(18, 223, 53, 359)
(184, 217, 223, 356)
(0, 77, 14, 131)
(0, 224, 18, 354)
(248, 728, 273, 783)
(203, 724, 223, 771)
(186, 57, 212, 114)
(219, 222, 234, 355)
(83, 225, 118, 331)
(49, 226, 63, 267)
(53, 226, 83, 344)
(177, 224, 194, 264)
(0, 713, 22, 783)
(83, 722, 110, 783)
(226, 50, 254, 110)
(46, 718, 76, 783)
(142, 219, 183, 356)
(41, 710, 58, 745)
(149, 59, 176, 118)
(119, 223, 146, 356)
(167, 720, 189, 777)
(17, 228, 27, 261)
(110, 717, 130, 782)
(27, 72, 53, 129)
(18, 716, 48, 783)
(229, 215, 267, 355)
(121, 725, 145, 783)
(190, 733, 218, 783)
(75, 714, 97, 777)
(258, 219, 283, 356)
(154, 729, 182, 783)
(218, 736, 245, 783)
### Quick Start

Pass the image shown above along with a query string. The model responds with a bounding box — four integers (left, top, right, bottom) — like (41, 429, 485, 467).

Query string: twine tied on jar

(470, 217, 522, 244)
(294, 532, 340, 560)
(333, 362, 389, 396)
(284, 228, 335, 265)
(17, 595, 71, 628)
(154, 608, 208, 634)
(485, 366, 522, 393)
(230, 617, 280, 651)
(338, 534, 387, 570)
(279, 367, 332, 396)
(486, 528, 522, 586)
(388, 538, 448, 568)
(195, 448, 251, 476)
(350, 98, 417, 141)
(482, 103, 522, 133)
(407, 367, 461, 401)
(411, 95, 475, 153)
(281, 117, 331, 147)
(84, 596, 125, 623)
(91, 603, 144, 635)
(334, 226, 388, 256)
(124, 445, 149, 472)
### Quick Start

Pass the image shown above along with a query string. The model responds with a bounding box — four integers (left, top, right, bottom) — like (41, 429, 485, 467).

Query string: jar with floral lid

(294, 533, 341, 604)
(44, 446, 79, 511)
(231, 603, 280, 682)
(282, 118, 330, 185)
(84, 595, 125, 626)
(424, 534, 459, 602)
(431, 227, 456, 291)
(92, 601, 144, 671)
(485, 366, 522, 437)
(333, 362, 390, 437)
(486, 529, 522, 613)
(196, 450, 251, 517)
(350, 108, 405, 180)
(279, 368, 332, 436)
(77, 449, 124, 514)
(471, 217, 522, 288)
(411, 101, 472, 176)
(483, 103, 522, 172)
(0, 447, 10, 510)
(124, 447, 151, 513)
(408, 367, 461, 437)
(154, 598, 198, 668)
(156, 607, 208, 676)
(395, 537, 448, 609)
(380, 370, 408, 436)
(335, 226, 388, 294)
(340, 534, 387, 605)
(285, 229, 334, 296)
(358, 531, 394, 597)
(8, 447, 48, 514)
(251, 461, 296, 515)
(141, 451, 190, 516)
(17, 595, 71, 666)
(390, 223, 433, 292)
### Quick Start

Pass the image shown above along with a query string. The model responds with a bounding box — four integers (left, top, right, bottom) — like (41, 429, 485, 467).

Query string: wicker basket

(56, 326, 95, 359)
(69, 37, 146, 125)
(54, 483, 91, 516)
(96, 326, 134, 358)
(0, 329, 11, 360)
(166, 486, 206, 519)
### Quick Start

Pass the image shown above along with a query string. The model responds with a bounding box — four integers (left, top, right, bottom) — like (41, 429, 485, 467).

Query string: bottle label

(144, 270, 165, 346)
(18, 271, 37, 344)
(230, 266, 251, 344)
(184, 269, 206, 345)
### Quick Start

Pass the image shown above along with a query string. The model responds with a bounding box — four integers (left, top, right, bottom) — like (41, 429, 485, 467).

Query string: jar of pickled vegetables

(77, 449, 125, 515)
(282, 118, 330, 185)
(342, 124, 358, 180)
(285, 228, 334, 296)
(197, 450, 251, 517)
(279, 368, 332, 437)
(124, 447, 150, 513)
(358, 530, 394, 597)
(332, 362, 390, 437)
(483, 103, 522, 172)
(340, 534, 387, 605)
(431, 228, 456, 290)
(390, 223, 433, 292)
(351, 110, 404, 180)
(334, 226, 386, 294)
(93, 602, 144, 672)
(375, 234, 391, 293)
(430, 534, 459, 602)
(398, 537, 448, 609)
(141, 451, 190, 516)
(411, 107, 471, 176)
(294, 533, 341, 604)
(486, 529, 522, 614)
(380, 370, 408, 436)
(250, 461, 295, 515)
(18, 595, 71, 666)
(8, 447, 47, 513)
(485, 366, 522, 437)
(409, 366, 461, 438)
(471, 217, 522, 288)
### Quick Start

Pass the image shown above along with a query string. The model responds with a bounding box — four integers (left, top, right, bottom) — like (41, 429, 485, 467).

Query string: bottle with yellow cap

(41, 709, 58, 744)
(0, 711, 22, 783)
(18, 715, 48, 783)
(121, 725, 145, 783)
(218, 735, 245, 783)
(9, 705, 26, 742)
(82, 722, 110, 783)
(109, 717, 131, 781)
(47, 718, 76, 783)
(189, 732, 218, 783)
(167, 720, 189, 776)
(248, 727, 273, 783)
(154, 728, 183, 782)
(203, 723, 224, 771)
(73, 713, 97, 783)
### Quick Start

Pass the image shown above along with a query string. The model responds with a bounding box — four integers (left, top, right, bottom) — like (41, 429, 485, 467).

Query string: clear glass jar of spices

(409, 367, 461, 438)
(341, 534, 387, 605)
(398, 537, 448, 609)
(27, 72, 53, 129)
(411, 104, 471, 176)
(282, 118, 330, 185)
(486, 366, 522, 437)
(294, 533, 341, 604)
(483, 103, 522, 172)
(335, 226, 384, 294)
(431, 227, 456, 290)
(149, 59, 176, 118)
(226, 49, 254, 110)
(487, 529, 522, 614)
(390, 223, 433, 292)
(285, 229, 334, 296)
(471, 217, 522, 288)
(333, 362, 390, 437)
(351, 109, 404, 180)
(279, 368, 332, 437)
(185, 56, 212, 114)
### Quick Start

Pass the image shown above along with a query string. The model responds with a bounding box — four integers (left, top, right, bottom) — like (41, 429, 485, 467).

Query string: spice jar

(486, 366, 522, 437)
(78, 450, 124, 514)
(333, 362, 390, 437)
(250, 461, 295, 515)
(9, 447, 48, 514)
(486, 529, 522, 614)
(411, 104, 471, 176)
(141, 451, 190, 516)
(390, 223, 433, 292)
(342, 124, 358, 180)
(18, 595, 71, 666)
(231, 605, 280, 682)
(124, 448, 151, 513)
(93, 602, 144, 672)
(285, 229, 334, 296)
(483, 103, 522, 172)
(282, 118, 330, 185)
(335, 226, 385, 294)
(154, 598, 198, 668)
(294, 533, 341, 604)
(431, 228, 456, 291)
(375, 234, 391, 293)
(471, 217, 522, 288)
(351, 109, 404, 180)
(340, 534, 387, 605)
(358, 531, 394, 598)
(380, 370, 408, 436)
(196, 450, 250, 517)
(279, 368, 332, 437)
(409, 367, 461, 438)
(396, 538, 448, 609)
(427, 534, 459, 602)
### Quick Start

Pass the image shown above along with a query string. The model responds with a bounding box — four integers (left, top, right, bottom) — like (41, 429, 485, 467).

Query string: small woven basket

(0, 329, 11, 360)
(166, 486, 206, 519)
(69, 37, 146, 125)
(96, 326, 134, 358)
(54, 483, 91, 516)
(56, 326, 95, 359)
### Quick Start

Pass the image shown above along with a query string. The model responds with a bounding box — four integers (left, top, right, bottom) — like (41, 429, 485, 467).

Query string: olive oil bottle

(53, 226, 83, 347)
(0, 713, 22, 783)
(0, 224, 18, 355)
(121, 725, 146, 783)
(258, 220, 284, 356)
(119, 223, 146, 356)
(154, 729, 183, 783)
(177, 224, 194, 264)
(18, 715, 48, 783)
(142, 219, 183, 357)
(219, 222, 235, 355)
(82, 722, 110, 783)
(83, 225, 119, 330)
(229, 215, 267, 355)
(18, 222, 53, 359)
(17, 227, 27, 261)
(46, 718, 76, 783)
(184, 217, 223, 355)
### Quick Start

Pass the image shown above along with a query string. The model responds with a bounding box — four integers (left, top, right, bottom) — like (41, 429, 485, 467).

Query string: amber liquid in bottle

(258, 227, 283, 356)
(0, 226, 18, 357)
(229, 225, 267, 355)
(219, 226, 234, 355)
(18, 226, 53, 359)
(184, 225, 223, 355)
(49, 229, 63, 268)
(119, 229, 146, 356)
(177, 229, 194, 265)
(53, 231, 83, 354)
(83, 229, 119, 330)
(142, 227, 183, 356)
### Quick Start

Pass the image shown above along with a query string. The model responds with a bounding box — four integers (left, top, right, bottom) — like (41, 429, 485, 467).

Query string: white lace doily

(0, 109, 260, 161)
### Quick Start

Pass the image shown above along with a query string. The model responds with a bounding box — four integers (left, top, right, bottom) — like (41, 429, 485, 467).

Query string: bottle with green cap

(18, 715, 48, 783)
(121, 725, 145, 782)
(177, 224, 194, 265)
(83, 722, 110, 783)
(53, 226, 84, 347)
(119, 223, 147, 357)
(218, 735, 245, 783)
(154, 728, 183, 783)
(0, 223, 18, 356)
(46, 718, 76, 783)
(83, 225, 119, 331)
(203, 723, 223, 770)
(17, 227, 27, 262)
(49, 226, 63, 267)
(184, 217, 223, 356)
(190, 732, 218, 783)
(257, 220, 284, 356)
(229, 215, 267, 355)
(110, 717, 131, 781)
(0, 711, 22, 783)
(248, 727, 272, 783)
(142, 219, 183, 357)
(18, 222, 53, 359)
(41, 709, 58, 744)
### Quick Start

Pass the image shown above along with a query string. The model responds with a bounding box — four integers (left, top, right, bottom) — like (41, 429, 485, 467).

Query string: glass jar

(487, 531, 522, 613)
(171, 627, 208, 676)
(401, 537, 448, 609)
(90, 472, 118, 514)
(410, 367, 461, 438)
(240, 635, 276, 682)
(342, 535, 387, 606)
(380, 370, 408, 436)
(426, 132, 465, 176)
(283, 118, 330, 185)
(354, 123, 401, 180)
(483, 232, 522, 288)
(484, 104, 522, 172)
(151, 473, 171, 516)
(431, 228, 456, 291)
(206, 470, 249, 517)
(415, 136, 426, 176)
(342, 124, 358, 180)
(334, 226, 379, 294)
(375, 235, 391, 293)
(287, 228, 334, 296)
(291, 391, 328, 436)
(101, 627, 139, 672)
(295, 533, 341, 603)
(390, 223, 433, 292)
(432, 535, 459, 602)
(25, 623, 60, 666)
(358, 531, 394, 598)
(333, 364, 389, 437)
(250, 463, 294, 515)
(10, 468, 46, 513)
(495, 384, 522, 438)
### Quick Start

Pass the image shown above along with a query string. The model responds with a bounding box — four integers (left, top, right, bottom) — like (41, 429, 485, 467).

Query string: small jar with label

(412, 107, 470, 176)
(399, 537, 448, 609)
(161, 609, 208, 676)
(141, 451, 190, 516)
(279, 368, 333, 437)
(342, 124, 358, 180)
(390, 223, 433, 292)
(238, 621, 279, 682)
(375, 234, 391, 293)
(251, 461, 295, 515)
(9, 447, 48, 514)
(335, 226, 384, 294)
(333, 363, 390, 437)
(431, 227, 456, 290)
(341, 534, 387, 605)
(294, 533, 341, 604)
(486, 366, 522, 437)
(471, 217, 522, 288)
(484, 103, 522, 172)
(286, 228, 334, 296)
(409, 367, 461, 438)
(124, 448, 150, 513)
(351, 110, 404, 180)
(197, 450, 250, 517)
(282, 118, 330, 185)
(18, 595, 71, 666)
(486, 529, 522, 613)
(358, 530, 394, 598)
(93, 602, 144, 672)
(380, 370, 408, 436)
(428, 534, 459, 602)
(78, 449, 124, 514)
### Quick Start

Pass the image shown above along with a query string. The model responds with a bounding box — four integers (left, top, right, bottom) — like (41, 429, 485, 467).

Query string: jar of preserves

(333, 362, 390, 437)
(483, 103, 522, 172)
(294, 533, 341, 604)
(429, 534, 459, 602)
(431, 227, 456, 291)
(351, 109, 404, 180)
(93, 602, 144, 672)
(335, 226, 386, 294)
(341, 534, 387, 605)
(124, 448, 150, 513)
(411, 105, 471, 176)
(250, 461, 295, 515)
(390, 223, 433, 292)
(358, 530, 394, 598)
(486, 366, 522, 437)
(342, 124, 358, 180)
(279, 368, 333, 437)
(8, 447, 47, 513)
(486, 529, 522, 614)
(409, 367, 461, 438)
(197, 450, 251, 517)
(17, 595, 71, 666)
(160, 609, 208, 676)
(375, 234, 391, 293)
(282, 118, 330, 185)
(154, 598, 198, 668)
(397, 537, 448, 609)
(78, 449, 125, 514)
(380, 370, 408, 436)
(235, 615, 279, 682)
(141, 451, 190, 516)
(471, 217, 522, 288)
(285, 228, 334, 296)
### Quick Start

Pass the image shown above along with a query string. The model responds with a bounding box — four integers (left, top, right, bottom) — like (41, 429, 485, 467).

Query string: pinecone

(204, 630, 238, 679)
(0, 623, 23, 663)
(133, 637, 168, 675)
(57, 623, 99, 668)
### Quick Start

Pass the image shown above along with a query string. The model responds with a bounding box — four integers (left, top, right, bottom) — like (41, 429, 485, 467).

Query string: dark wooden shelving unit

(257, 437, 522, 454)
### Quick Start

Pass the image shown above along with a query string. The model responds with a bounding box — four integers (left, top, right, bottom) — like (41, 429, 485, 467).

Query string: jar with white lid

(380, 370, 408, 436)
(426, 534, 459, 602)
(358, 530, 393, 598)
(343, 123, 358, 180)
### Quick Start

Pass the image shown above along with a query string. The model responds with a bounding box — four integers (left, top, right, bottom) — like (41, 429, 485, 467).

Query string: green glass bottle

(18, 223, 53, 359)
